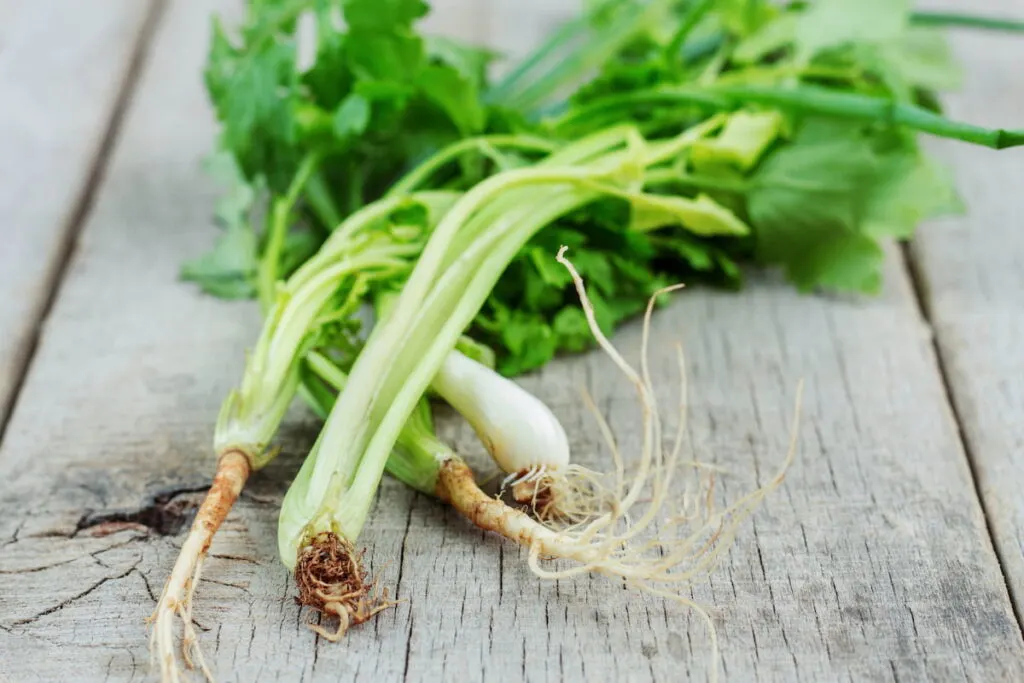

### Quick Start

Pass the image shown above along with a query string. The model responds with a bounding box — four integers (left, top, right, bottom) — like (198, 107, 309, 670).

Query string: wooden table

(2, 1, 1022, 681)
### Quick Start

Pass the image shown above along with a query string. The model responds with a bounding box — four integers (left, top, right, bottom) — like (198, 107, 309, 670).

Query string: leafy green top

(186, 0, 1020, 376)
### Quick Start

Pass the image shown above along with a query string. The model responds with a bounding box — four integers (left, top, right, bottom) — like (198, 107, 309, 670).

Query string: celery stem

(257, 153, 321, 312)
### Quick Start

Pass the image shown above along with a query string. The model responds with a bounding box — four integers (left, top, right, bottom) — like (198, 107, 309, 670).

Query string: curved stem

(386, 135, 559, 197)
(665, 0, 716, 68)
(257, 153, 321, 312)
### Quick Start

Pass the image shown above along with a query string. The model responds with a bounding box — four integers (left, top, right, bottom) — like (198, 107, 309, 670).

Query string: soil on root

(294, 531, 397, 641)
(511, 474, 558, 520)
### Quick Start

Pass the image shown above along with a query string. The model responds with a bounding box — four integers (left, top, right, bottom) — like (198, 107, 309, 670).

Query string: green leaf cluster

(185, 0, 493, 297)
(186, 0, 1022, 378)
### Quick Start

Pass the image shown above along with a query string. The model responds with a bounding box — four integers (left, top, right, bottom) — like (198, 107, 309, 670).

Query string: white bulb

(431, 350, 571, 473)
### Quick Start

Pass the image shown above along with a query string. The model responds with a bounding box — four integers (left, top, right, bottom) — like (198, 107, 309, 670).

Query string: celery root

(147, 450, 250, 683)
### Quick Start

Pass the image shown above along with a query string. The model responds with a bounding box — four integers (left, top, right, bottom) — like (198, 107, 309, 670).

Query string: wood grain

(0, 0, 156, 430)
(907, 0, 1024, 623)
(1, 1, 1023, 682)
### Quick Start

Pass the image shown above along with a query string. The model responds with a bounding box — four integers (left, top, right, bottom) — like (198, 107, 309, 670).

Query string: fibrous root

(294, 531, 397, 641)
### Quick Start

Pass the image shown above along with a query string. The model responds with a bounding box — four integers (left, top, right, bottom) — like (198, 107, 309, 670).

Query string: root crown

(295, 531, 397, 641)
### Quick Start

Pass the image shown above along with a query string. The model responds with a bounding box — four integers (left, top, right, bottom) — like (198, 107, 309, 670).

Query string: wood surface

(1, 1, 1023, 682)
(908, 0, 1024, 625)
(0, 0, 156, 429)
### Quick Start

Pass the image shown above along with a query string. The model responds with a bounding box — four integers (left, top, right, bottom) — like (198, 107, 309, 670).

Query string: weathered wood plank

(0, 0, 157, 431)
(1, 1, 1023, 683)
(908, 0, 1024, 621)
(477, 4, 1024, 682)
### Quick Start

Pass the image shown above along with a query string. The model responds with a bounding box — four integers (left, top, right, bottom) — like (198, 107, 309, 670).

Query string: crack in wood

(74, 484, 211, 538)
(7, 562, 139, 627)
(901, 240, 1024, 636)
(133, 567, 157, 603)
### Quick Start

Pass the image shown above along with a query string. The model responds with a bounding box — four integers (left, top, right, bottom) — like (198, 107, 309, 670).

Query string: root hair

(438, 246, 803, 683)
(294, 531, 398, 641)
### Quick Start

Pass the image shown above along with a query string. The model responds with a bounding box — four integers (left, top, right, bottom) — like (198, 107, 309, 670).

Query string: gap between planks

(898, 0, 1024, 640)
(0, 0, 168, 445)
(901, 243, 1024, 636)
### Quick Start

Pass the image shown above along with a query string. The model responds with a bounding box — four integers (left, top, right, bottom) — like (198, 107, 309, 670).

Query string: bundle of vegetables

(149, 0, 1024, 681)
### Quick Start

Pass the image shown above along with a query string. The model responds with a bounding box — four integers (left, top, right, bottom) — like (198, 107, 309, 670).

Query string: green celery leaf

(417, 64, 486, 134)
(182, 150, 260, 298)
(527, 246, 576, 288)
(241, 0, 304, 36)
(522, 259, 566, 310)
(861, 148, 963, 239)
(354, 78, 417, 103)
(499, 310, 558, 375)
(551, 307, 593, 353)
(785, 229, 884, 293)
(653, 235, 716, 271)
(334, 92, 371, 138)
(180, 223, 259, 299)
(204, 18, 299, 191)
(342, 0, 428, 29)
(203, 151, 257, 231)
(715, 0, 780, 38)
(747, 118, 886, 292)
(425, 35, 496, 89)
(567, 251, 617, 296)
(345, 31, 424, 83)
(733, 11, 797, 64)
(795, 0, 909, 62)
(303, 33, 353, 109)
(874, 27, 963, 93)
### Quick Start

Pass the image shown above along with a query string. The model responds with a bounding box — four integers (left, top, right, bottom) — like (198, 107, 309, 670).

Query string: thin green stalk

(433, 125, 651, 277)
(257, 153, 321, 311)
(711, 85, 1024, 149)
(552, 84, 1024, 149)
(486, 0, 617, 103)
(665, 0, 716, 67)
(713, 64, 864, 86)
(644, 168, 749, 194)
(500, 0, 678, 114)
(551, 89, 723, 133)
(304, 169, 343, 232)
(681, 32, 726, 64)
(258, 201, 291, 311)
(242, 0, 309, 52)
(910, 10, 1024, 32)
(386, 135, 560, 197)
(697, 40, 733, 85)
